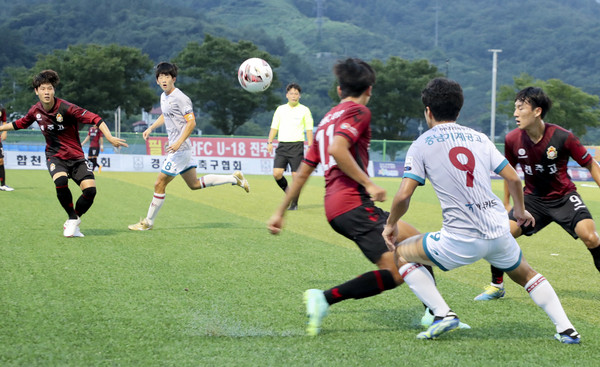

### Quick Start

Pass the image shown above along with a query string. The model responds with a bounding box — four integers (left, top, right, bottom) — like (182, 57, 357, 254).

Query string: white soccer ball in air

(237, 58, 273, 93)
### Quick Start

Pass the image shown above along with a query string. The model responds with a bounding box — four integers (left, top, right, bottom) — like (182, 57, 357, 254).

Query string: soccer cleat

(73, 226, 85, 238)
(474, 285, 505, 301)
(417, 311, 461, 339)
(421, 308, 471, 330)
(233, 171, 250, 193)
(303, 289, 329, 336)
(128, 218, 153, 231)
(63, 218, 81, 237)
(554, 328, 581, 344)
(287, 201, 298, 211)
(0, 185, 15, 191)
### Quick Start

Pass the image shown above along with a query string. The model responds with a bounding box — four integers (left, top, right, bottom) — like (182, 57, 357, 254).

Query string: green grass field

(1, 170, 598, 366)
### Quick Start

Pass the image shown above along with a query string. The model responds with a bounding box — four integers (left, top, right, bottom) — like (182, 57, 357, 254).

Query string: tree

(0, 44, 155, 123)
(498, 73, 600, 137)
(173, 34, 281, 135)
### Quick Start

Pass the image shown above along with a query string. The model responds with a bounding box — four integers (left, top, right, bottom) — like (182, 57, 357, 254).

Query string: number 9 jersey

(403, 122, 510, 239)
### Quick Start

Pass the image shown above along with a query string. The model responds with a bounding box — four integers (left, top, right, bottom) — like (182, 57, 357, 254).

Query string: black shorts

(509, 192, 593, 239)
(273, 141, 304, 172)
(0, 140, 4, 159)
(88, 147, 100, 158)
(329, 204, 390, 264)
(47, 156, 94, 185)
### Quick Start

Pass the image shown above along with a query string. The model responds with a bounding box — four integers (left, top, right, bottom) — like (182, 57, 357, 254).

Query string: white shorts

(422, 228, 522, 271)
(161, 149, 196, 176)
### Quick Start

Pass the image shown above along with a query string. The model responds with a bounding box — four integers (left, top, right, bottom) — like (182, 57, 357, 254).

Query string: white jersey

(404, 123, 510, 239)
(160, 88, 194, 151)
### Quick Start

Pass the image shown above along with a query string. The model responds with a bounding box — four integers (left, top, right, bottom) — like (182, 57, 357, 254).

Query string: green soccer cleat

(303, 289, 329, 336)
(417, 311, 460, 340)
(474, 285, 505, 301)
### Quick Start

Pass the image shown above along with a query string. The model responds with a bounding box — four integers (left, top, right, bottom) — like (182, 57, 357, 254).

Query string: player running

(128, 62, 249, 231)
(382, 78, 580, 343)
(474, 86, 600, 301)
(0, 70, 128, 237)
(81, 125, 103, 172)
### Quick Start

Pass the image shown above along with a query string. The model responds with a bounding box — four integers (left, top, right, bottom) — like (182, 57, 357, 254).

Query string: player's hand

(267, 214, 284, 235)
(100, 145, 104, 152)
(366, 183, 386, 202)
(142, 128, 152, 140)
(382, 223, 399, 251)
(166, 141, 182, 154)
(267, 143, 273, 154)
(108, 137, 128, 148)
(514, 209, 535, 228)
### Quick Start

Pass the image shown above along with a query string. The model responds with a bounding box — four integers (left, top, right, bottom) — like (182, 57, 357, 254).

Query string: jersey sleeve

(504, 133, 518, 168)
(303, 106, 314, 131)
(403, 140, 426, 185)
(270, 106, 282, 130)
(303, 136, 321, 167)
(13, 106, 38, 130)
(67, 103, 102, 126)
(489, 139, 509, 174)
(565, 131, 593, 167)
(333, 105, 370, 145)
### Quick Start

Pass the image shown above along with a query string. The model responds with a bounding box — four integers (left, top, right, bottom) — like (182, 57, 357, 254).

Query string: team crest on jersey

(56, 113, 63, 123)
(546, 146, 557, 160)
(340, 123, 358, 137)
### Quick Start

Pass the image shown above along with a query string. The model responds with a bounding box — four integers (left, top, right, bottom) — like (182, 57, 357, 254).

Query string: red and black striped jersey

(14, 98, 102, 160)
(504, 123, 592, 199)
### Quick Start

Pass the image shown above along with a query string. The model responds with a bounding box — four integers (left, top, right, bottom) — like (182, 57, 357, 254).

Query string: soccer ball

(237, 58, 273, 93)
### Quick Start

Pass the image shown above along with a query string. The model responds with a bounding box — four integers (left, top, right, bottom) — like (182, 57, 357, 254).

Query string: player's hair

(334, 58, 375, 98)
(515, 87, 552, 119)
(421, 77, 463, 122)
(286, 83, 301, 93)
(155, 62, 178, 79)
(32, 70, 60, 89)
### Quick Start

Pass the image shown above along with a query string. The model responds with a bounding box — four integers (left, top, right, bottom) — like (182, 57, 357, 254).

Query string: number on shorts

(570, 195, 586, 211)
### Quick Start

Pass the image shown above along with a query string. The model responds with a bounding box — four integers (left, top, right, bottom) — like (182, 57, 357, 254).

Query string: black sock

(275, 177, 288, 192)
(75, 187, 96, 217)
(324, 270, 397, 305)
(0, 164, 5, 185)
(589, 246, 600, 273)
(55, 177, 77, 219)
(491, 265, 504, 285)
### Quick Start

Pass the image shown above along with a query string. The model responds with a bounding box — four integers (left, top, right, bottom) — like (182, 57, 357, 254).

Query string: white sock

(491, 282, 504, 289)
(525, 273, 574, 333)
(199, 174, 236, 188)
(399, 263, 450, 317)
(146, 192, 166, 225)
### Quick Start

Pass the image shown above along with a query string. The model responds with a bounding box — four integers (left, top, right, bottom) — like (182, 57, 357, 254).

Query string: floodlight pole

(488, 49, 502, 143)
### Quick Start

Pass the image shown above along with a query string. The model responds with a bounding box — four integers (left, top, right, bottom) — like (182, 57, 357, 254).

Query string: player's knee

(82, 186, 96, 201)
(54, 176, 69, 188)
(581, 230, 600, 248)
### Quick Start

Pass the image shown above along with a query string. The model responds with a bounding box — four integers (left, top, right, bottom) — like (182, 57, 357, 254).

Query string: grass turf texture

(1, 170, 598, 366)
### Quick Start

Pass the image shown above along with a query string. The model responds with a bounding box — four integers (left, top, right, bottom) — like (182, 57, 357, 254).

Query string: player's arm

(143, 114, 165, 141)
(167, 113, 195, 153)
(99, 136, 104, 152)
(498, 164, 534, 227)
(81, 135, 90, 146)
(306, 129, 313, 147)
(584, 159, 600, 188)
(97, 121, 128, 148)
(503, 180, 512, 211)
(329, 134, 386, 202)
(267, 162, 316, 235)
(0, 122, 15, 133)
(382, 177, 419, 249)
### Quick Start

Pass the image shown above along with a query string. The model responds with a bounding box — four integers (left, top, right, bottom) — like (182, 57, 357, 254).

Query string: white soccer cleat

(128, 218, 153, 231)
(73, 226, 85, 238)
(0, 185, 15, 191)
(63, 217, 81, 237)
(233, 171, 250, 193)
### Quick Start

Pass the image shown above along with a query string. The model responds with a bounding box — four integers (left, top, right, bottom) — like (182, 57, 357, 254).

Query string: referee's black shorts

(273, 141, 304, 172)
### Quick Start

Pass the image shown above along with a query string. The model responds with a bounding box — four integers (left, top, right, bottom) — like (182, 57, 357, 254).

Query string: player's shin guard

(75, 187, 96, 217)
(400, 263, 450, 317)
(55, 176, 77, 219)
(588, 245, 600, 272)
(525, 273, 574, 333)
(324, 270, 396, 305)
(276, 177, 288, 192)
